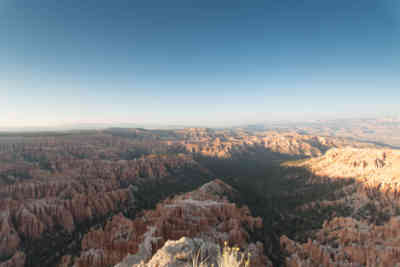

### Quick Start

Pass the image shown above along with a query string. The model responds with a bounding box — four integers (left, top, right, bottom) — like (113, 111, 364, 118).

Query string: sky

(1, 0, 399, 128)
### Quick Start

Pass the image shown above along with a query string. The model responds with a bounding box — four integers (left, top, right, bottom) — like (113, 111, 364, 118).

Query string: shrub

(191, 242, 251, 267)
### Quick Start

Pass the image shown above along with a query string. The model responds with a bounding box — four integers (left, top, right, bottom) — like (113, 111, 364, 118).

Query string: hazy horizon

(1, 114, 399, 133)
(2, 0, 399, 127)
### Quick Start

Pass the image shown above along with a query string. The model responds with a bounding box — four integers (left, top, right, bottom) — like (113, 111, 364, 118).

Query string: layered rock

(280, 147, 400, 266)
(75, 180, 271, 267)
(293, 148, 400, 186)
(286, 148, 400, 221)
(0, 129, 384, 267)
(281, 216, 400, 266)
(0, 150, 209, 267)
(168, 130, 376, 158)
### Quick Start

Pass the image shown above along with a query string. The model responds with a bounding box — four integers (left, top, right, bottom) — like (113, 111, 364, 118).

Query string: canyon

(280, 147, 400, 266)
(0, 128, 399, 266)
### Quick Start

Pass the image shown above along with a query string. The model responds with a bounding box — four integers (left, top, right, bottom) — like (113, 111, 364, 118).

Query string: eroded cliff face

(0, 184, 135, 267)
(0, 152, 210, 267)
(280, 147, 400, 266)
(293, 148, 400, 185)
(167, 129, 376, 158)
(287, 148, 400, 222)
(0, 130, 389, 267)
(70, 180, 271, 267)
(281, 216, 400, 267)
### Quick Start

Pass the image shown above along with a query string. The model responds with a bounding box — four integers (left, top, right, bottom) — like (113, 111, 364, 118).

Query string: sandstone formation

(0, 149, 209, 267)
(280, 147, 400, 266)
(0, 129, 386, 267)
(286, 147, 400, 221)
(293, 148, 400, 185)
(281, 216, 400, 266)
(166, 128, 377, 158)
(74, 180, 272, 267)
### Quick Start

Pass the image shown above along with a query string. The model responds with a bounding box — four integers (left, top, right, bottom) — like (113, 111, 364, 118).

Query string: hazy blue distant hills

(2, 116, 400, 148)
(241, 117, 400, 148)
(0, 123, 188, 132)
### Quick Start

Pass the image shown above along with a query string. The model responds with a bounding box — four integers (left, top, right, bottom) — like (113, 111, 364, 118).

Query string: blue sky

(1, 0, 399, 127)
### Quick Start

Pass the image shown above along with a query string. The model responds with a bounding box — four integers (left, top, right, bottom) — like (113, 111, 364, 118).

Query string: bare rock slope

(69, 179, 272, 267)
(167, 129, 376, 158)
(280, 147, 400, 266)
(0, 152, 209, 267)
